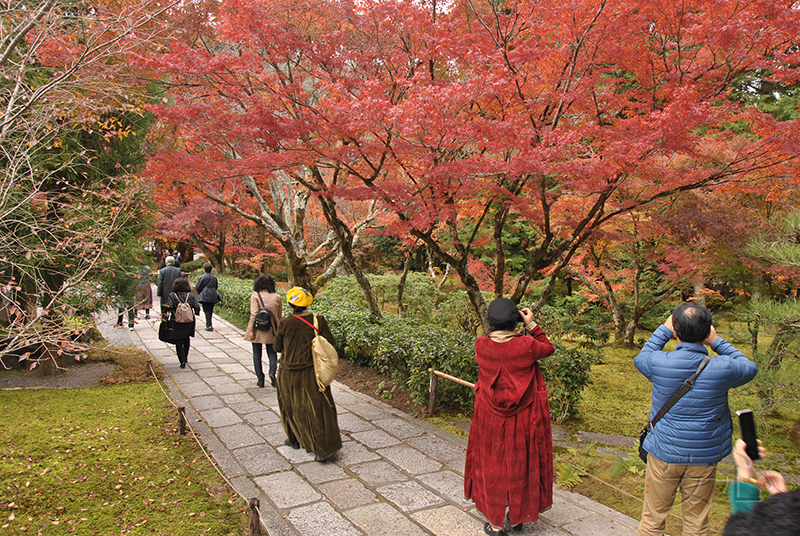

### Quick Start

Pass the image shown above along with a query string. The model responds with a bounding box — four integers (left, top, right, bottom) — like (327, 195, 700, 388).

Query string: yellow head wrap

(286, 287, 313, 307)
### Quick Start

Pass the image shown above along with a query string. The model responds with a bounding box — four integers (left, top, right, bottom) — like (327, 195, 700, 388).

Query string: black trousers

(175, 338, 190, 364)
(201, 302, 215, 328)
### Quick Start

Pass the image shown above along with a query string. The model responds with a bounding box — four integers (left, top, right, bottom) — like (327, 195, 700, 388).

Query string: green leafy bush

(526, 294, 607, 422)
(322, 273, 437, 320)
(311, 293, 476, 407)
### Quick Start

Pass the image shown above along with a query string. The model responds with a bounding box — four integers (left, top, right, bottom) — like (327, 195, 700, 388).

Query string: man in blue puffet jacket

(634, 301, 758, 536)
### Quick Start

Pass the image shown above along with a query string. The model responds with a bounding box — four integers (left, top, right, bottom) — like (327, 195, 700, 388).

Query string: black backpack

(253, 293, 274, 331)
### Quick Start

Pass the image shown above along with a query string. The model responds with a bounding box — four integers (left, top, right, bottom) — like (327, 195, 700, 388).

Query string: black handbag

(638, 355, 711, 463)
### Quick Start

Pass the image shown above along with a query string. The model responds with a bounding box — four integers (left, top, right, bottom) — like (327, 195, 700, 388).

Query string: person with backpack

(273, 287, 341, 463)
(195, 262, 220, 332)
(244, 274, 282, 388)
(158, 277, 200, 369)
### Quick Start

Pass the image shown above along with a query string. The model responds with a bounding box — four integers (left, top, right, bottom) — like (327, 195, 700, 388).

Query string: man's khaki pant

(638, 455, 717, 536)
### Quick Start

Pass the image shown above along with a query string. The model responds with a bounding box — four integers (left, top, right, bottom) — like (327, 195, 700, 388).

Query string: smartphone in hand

(737, 409, 760, 460)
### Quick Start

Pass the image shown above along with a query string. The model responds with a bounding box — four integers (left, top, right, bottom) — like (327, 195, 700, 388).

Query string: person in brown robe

(273, 287, 342, 462)
(465, 298, 555, 535)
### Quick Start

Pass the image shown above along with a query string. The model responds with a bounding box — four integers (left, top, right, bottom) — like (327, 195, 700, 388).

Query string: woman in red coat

(465, 298, 555, 536)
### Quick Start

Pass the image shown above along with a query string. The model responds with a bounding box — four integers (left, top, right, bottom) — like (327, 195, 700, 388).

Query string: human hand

(520, 308, 536, 329)
(704, 325, 718, 346)
(664, 315, 676, 338)
(244, 331, 254, 341)
(760, 470, 788, 495)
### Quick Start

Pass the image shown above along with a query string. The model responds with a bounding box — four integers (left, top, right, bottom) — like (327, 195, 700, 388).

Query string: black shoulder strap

(650, 354, 712, 428)
(257, 292, 267, 310)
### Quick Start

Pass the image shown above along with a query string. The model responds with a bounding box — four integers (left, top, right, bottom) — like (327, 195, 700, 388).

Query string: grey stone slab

(256, 422, 288, 446)
(214, 382, 248, 395)
(344, 503, 427, 536)
(216, 423, 265, 450)
(336, 440, 382, 465)
(337, 412, 377, 433)
(198, 407, 242, 427)
(417, 470, 472, 507)
(233, 372, 257, 382)
(180, 381, 215, 397)
(378, 446, 442, 475)
(244, 410, 281, 426)
(377, 480, 445, 512)
(229, 401, 269, 415)
(411, 505, 484, 536)
(350, 460, 408, 487)
(319, 478, 377, 509)
(218, 363, 250, 375)
(205, 352, 234, 360)
(188, 395, 225, 411)
(373, 417, 426, 439)
(444, 458, 466, 476)
(254, 471, 321, 509)
(286, 501, 362, 536)
(296, 460, 350, 484)
(329, 389, 365, 406)
(556, 490, 640, 531)
(348, 403, 391, 421)
(539, 495, 589, 528)
(277, 444, 316, 464)
(552, 426, 571, 441)
(561, 514, 636, 536)
(232, 444, 291, 476)
(576, 431, 637, 448)
(350, 429, 402, 449)
(171, 371, 202, 382)
(195, 367, 227, 378)
(220, 392, 254, 405)
(186, 360, 217, 369)
(203, 374, 232, 386)
(405, 435, 466, 462)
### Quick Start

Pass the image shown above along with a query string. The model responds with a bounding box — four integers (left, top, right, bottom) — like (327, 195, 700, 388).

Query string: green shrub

(311, 293, 476, 407)
(525, 294, 607, 421)
(322, 273, 437, 319)
(180, 258, 206, 273)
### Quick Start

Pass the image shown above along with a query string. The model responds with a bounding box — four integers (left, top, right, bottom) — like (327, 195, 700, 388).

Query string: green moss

(0, 384, 247, 535)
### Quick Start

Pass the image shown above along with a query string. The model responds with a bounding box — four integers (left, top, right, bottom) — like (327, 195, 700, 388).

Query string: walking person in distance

(244, 274, 281, 388)
(159, 277, 200, 369)
(195, 262, 220, 332)
(155, 255, 181, 300)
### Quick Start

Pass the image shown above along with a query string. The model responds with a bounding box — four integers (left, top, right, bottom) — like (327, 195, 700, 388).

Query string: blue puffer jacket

(634, 325, 758, 465)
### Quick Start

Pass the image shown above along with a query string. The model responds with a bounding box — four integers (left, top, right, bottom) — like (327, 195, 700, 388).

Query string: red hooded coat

(464, 326, 555, 527)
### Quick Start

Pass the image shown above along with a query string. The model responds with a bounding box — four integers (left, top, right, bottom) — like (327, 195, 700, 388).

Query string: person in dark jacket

(155, 256, 182, 299)
(194, 262, 220, 332)
(273, 287, 340, 462)
(159, 278, 200, 368)
(635, 302, 758, 536)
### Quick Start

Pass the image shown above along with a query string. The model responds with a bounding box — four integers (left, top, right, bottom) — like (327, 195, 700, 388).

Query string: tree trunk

(747, 319, 759, 357)
(314, 183, 381, 317)
(397, 253, 412, 318)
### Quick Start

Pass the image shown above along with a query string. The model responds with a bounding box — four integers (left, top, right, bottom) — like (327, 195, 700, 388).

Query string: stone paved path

(101, 300, 640, 536)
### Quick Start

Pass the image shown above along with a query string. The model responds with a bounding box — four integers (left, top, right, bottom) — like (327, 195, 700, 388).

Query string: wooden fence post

(248, 497, 261, 536)
(427, 368, 438, 416)
(178, 406, 186, 435)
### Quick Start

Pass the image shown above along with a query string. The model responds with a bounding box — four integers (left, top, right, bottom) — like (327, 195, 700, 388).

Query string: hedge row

(204, 272, 600, 417)
(203, 273, 477, 407)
